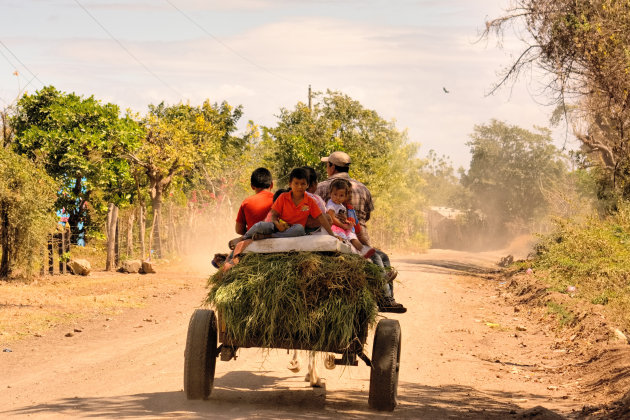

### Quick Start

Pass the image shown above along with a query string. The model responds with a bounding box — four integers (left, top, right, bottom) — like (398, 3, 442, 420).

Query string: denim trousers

(243, 221, 306, 239)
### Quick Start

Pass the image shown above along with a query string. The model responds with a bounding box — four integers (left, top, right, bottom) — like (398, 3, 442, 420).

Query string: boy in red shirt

(243, 167, 338, 240)
(229, 168, 274, 249)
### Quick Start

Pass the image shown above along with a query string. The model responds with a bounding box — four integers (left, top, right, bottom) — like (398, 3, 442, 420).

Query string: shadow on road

(397, 258, 501, 279)
(1, 375, 560, 419)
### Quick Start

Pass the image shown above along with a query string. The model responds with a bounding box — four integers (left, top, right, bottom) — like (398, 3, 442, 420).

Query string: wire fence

(39, 201, 238, 274)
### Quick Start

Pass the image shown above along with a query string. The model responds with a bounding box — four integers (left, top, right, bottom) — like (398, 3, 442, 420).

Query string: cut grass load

(206, 252, 386, 352)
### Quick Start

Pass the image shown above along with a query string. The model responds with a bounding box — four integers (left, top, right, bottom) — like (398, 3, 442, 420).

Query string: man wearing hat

(316, 151, 406, 313)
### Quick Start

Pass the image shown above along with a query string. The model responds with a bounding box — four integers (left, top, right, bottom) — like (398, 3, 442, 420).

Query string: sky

(0, 0, 577, 170)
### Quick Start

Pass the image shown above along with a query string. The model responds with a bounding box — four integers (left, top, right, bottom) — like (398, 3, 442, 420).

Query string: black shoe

(378, 297, 407, 313)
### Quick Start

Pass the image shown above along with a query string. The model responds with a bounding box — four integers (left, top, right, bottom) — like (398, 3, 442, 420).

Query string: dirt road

(0, 249, 581, 419)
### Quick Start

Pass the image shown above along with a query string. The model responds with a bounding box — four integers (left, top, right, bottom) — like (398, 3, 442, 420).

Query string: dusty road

(0, 249, 580, 419)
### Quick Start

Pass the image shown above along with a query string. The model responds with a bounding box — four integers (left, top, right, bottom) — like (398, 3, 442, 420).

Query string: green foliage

(0, 148, 57, 277)
(138, 100, 252, 200)
(462, 120, 567, 226)
(421, 150, 467, 207)
(546, 302, 575, 327)
(11, 86, 143, 240)
(262, 90, 427, 249)
(207, 252, 385, 351)
(533, 202, 630, 331)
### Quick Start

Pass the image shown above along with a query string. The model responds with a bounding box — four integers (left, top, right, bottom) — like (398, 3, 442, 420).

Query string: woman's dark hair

(273, 188, 290, 202)
(301, 165, 318, 187)
(250, 167, 272, 189)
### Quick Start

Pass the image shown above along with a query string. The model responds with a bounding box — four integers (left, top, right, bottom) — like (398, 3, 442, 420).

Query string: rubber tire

(368, 319, 401, 411)
(184, 309, 217, 400)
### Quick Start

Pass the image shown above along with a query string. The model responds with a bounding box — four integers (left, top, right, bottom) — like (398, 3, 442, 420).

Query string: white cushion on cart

(243, 235, 354, 254)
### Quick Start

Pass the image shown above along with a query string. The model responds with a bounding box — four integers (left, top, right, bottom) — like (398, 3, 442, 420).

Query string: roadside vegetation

(0, 88, 429, 278)
(531, 204, 630, 332)
(483, 5, 630, 410)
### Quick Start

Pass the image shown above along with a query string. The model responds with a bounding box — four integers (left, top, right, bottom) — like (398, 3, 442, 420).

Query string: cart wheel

(184, 308, 218, 400)
(368, 319, 401, 411)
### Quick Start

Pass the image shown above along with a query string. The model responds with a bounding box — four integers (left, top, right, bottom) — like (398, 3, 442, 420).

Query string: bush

(0, 149, 57, 277)
(533, 202, 630, 330)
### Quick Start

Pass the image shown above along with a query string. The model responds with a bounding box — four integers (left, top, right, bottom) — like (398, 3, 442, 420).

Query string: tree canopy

(262, 90, 427, 248)
(485, 0, 630, 201)
(461, 120, 567, 226)
(11, 86, 143, 241)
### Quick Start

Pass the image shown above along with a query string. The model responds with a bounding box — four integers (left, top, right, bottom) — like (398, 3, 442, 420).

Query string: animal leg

(287, 349, 301, 373)
(307, 351, 322, 387)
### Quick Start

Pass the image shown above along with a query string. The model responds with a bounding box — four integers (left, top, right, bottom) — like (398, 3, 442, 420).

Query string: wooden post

(47, 234, 54, 275)
(65, 227, 71, 257)
(40, 247, 45, 276)
(115, 217, 119, 267)
(58, 231, 66, 274)
(105, 204, 119, 271)
(126, 209, 135, 258)
(139, 204, 146, 260)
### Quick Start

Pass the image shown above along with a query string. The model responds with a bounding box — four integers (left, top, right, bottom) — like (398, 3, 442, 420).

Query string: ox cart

(183, 236, 401, 411)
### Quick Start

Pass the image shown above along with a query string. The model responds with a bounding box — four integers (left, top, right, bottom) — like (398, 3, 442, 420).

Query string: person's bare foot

(228, 237, 243, 250)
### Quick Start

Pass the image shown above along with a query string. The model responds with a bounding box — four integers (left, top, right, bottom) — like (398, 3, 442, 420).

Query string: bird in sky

(443, 87, 450, 93)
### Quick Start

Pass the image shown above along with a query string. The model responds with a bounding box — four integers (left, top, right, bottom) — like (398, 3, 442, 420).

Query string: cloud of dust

(177, 210, 238, 277)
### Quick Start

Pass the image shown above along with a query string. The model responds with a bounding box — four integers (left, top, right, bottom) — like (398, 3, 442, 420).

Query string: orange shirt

(272, 192, 322, 227)
(236, 190, 273, 229)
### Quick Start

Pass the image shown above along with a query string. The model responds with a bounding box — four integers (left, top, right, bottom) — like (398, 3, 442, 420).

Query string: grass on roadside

(532, 203, 630, 332)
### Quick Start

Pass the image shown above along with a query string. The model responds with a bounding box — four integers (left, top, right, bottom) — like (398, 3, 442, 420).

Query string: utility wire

(0, 40, 45, 87)
(73, 0, 182, 98)
(165, 0, 299, 86)
(0, 43, 43, 105)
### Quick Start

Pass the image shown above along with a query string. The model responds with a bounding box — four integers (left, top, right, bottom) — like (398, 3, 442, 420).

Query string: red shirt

(236, 190, 273, 229)
(272, 192, 322, 227)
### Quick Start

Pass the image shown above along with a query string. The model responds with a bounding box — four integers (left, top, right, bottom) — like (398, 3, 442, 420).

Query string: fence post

(106, 203, 119, 271)
(40, 247, 45, 276)
(115, 217, 119, 267)
(57, 232, 65, 274)
(47, 234, 54, 275)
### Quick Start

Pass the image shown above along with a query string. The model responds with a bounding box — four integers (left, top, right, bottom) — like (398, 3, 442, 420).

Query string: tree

(11, 86, 142, 243)
(262, 91, 427, 249)
(0, 148, 57, 277)
(130, 100, 248, 258)
(421, 150, 467, 208)
(485, 0, 630, 200)
(461, 120, 567, 228)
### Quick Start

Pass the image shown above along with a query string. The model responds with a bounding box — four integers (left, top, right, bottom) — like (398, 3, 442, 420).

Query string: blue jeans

(371, 249, 393, 298)
(243, 221, 306, 239)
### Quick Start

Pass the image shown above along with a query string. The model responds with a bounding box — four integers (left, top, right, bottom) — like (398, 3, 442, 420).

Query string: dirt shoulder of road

(496, 267, 630, 419)
(0, 259, 206, 345)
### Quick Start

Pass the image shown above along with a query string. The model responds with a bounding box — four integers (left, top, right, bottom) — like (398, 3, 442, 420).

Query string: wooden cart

(183, 237, 401, 411)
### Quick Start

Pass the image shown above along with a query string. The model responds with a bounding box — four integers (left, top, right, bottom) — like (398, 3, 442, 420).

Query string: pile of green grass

(533, 204, 630, 330)
(206, 252, 386, 351)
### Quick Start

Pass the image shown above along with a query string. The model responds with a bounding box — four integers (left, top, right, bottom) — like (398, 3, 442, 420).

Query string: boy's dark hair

(288, 167, 308, 183)
(330, 178, 351, 192)
(273, 187, 290, 202)
(251, 167, 272, 189)
(301, 166, 318, 187)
